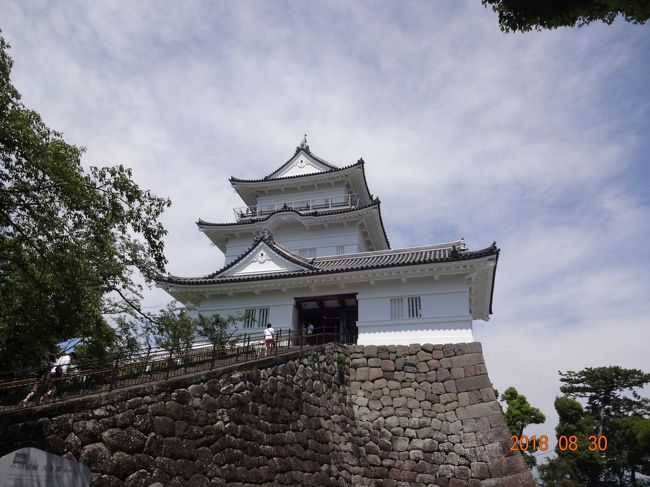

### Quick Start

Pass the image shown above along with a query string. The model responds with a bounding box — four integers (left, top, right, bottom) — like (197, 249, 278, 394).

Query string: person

(42, 351, 77, 402)
(264, 323, 275, 355)
(21, 354, 56, 405)
(305, 321, 314, 345)
(50, 351, 77, 375)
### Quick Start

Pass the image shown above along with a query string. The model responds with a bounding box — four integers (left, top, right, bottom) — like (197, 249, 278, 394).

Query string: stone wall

(0, 343, 535, 486)
(344, 343, 535, 487)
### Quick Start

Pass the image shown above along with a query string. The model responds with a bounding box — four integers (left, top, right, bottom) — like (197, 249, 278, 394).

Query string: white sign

(0, 447, 90, 487)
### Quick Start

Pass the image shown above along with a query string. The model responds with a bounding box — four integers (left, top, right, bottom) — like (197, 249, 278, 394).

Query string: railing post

(109, 358, 119, 390)
(166, 350, 173, 380)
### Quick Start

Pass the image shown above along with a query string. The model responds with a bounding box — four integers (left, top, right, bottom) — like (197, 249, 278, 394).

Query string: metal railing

(0, 328, 341, 412)
(234, 193, 359, 221)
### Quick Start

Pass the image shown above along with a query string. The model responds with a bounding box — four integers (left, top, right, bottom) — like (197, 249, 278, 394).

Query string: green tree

(601, 415, 650, 485)
(74, 316, 142, 365)
(540, 367, 650, 486)
(538, 396, 605, 487)
(482, 0, 650, 32)
(150, 304, 197, 353)
(499, 386, 546, 466)
(197, 313, 240, 348)
(559, 366, 650, 436)
(0, 33, 171, 369)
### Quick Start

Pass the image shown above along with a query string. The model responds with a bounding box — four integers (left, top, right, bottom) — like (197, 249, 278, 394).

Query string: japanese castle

(158, 138, 499, 345)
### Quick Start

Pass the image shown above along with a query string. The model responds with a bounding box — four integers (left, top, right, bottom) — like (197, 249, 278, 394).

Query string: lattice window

(390, 297, 404, 320)
(243, 309, 256, 328)
(242, 308, 269, 328)
(258, 308, 269, 327)
(407, 296, 422, 318)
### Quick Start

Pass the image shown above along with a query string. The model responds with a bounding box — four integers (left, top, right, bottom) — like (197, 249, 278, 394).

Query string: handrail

(0, 327, 343, 412)
(0, 333, 266, 384)
(234, 193, 359, 221)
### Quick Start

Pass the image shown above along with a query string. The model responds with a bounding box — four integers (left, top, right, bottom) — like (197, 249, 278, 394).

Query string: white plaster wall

(194, 293, 295, 337)
(224, 225, 363, 264)
(255, 184, 348, 208)
(356, 325, 473, 347)
(271, 154, 331, 178)
(187, 275, 473, 346)
(355, 276, 473, 346)
(357, 234, 369, 252)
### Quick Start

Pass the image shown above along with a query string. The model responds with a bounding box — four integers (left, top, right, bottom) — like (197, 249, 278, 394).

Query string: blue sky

(3, 0, 649, 451)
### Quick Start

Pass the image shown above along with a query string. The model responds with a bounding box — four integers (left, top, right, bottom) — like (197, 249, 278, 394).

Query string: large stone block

(461, 401, 503, 419)
(364, 346, 378, 358)
(455, 375, 492, 393)
(352, 358, 368, 367)
(437, 368, 452, 382)
(356, 367, 370, 381)
(369, 368, 385, 381)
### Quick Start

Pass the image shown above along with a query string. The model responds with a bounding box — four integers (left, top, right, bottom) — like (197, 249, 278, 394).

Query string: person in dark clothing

(21, 354, 56, 405)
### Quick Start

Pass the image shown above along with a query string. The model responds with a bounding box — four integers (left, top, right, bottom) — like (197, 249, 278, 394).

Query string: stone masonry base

(0, 342, 536, 486)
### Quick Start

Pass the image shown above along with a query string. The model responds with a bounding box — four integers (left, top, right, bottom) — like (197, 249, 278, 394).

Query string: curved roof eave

(488, 245, 500, 315)
(197, 200, 390, 252)
(262, 148, 339, 180)
(229, 158, 363, 184)
(158, 243, 499, 286)
(205, 235, 319, 280)
(197, 200, 380, 229)
(230, 159, 374, 209)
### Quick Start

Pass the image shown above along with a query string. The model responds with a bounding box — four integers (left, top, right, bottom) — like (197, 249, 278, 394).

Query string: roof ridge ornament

(253, 228, 274, 244)
(295, 134, 310, 154)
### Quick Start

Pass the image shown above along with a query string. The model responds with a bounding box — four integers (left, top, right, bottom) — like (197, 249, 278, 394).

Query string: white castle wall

(355, 276, 473, 345)
(255, 184, 348, 208)
(190, 275, 473, 345)
(224, 224, 364, 264)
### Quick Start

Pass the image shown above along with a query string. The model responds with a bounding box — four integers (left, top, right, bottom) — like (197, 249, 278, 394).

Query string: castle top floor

(229, 137, 375, 223)
(197, 138, 389, 262)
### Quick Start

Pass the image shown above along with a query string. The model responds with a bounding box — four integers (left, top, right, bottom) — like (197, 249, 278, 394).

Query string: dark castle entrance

(294, 294, 358, 344)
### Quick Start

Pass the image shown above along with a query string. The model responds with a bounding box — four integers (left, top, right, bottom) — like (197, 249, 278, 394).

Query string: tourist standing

(264, 323, 275, 355)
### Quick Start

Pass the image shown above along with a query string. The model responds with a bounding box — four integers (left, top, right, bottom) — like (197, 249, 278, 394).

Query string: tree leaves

(0, 33, 171, 369)
(540, 367, 650, 485)
(499, 386, 545, 466)
(482, 0, 650, 32)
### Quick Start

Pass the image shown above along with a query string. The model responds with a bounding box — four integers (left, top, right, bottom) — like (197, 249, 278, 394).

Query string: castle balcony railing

(234, 193, 359, 221)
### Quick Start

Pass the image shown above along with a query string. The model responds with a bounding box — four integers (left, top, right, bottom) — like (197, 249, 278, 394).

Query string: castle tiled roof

(229, 158, 363, 183)
(260, 145, 339, 180)
(161, 237, 498, 286)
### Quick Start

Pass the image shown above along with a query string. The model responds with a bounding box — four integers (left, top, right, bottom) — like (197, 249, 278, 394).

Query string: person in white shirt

(51, 351, 76, 375)
(264, 324, 275, 354)
(43, 351, 76, 401)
